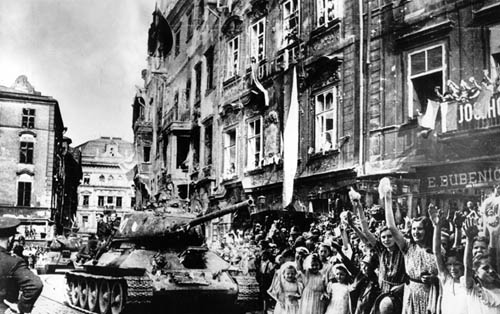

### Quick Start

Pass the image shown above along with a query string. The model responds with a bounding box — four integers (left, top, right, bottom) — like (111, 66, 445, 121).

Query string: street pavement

(32, 273, 81, 314)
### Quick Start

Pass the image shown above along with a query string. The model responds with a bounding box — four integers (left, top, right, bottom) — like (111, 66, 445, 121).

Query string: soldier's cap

(0, 217, 21, 237)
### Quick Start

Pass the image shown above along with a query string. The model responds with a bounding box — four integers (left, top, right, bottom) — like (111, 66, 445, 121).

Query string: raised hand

(463, 217, 479, 240)
(378, 177, 392, 200)
(428, 204, 441, 226)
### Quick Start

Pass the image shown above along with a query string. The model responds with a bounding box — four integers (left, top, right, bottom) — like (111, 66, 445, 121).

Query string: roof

(76, 137, 134, 163)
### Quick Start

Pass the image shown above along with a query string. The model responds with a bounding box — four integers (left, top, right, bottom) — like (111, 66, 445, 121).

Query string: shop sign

(421, 164, 500, 191)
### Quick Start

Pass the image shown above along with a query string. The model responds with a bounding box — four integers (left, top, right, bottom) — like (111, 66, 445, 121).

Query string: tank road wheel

(98, 280, 111, 314)
(87, 278, 99, 312)
(68, 279, 80, 306)
(110, 281, 125, 314)
(78, 278, 88, 309)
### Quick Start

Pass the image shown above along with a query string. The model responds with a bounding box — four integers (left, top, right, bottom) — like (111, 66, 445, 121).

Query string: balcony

(164, 106, 191, 135)
(137, 162, 152, 175)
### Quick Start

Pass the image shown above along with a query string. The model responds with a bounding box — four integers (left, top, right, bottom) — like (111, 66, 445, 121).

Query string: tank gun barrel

(186, 199, 254, 229)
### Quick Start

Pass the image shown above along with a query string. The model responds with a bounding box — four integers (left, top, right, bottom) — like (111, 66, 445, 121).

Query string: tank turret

(65, 199, 257, 314)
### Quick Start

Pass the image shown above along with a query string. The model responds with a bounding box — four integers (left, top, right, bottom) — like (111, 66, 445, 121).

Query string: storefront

(415, 160, 499, 213)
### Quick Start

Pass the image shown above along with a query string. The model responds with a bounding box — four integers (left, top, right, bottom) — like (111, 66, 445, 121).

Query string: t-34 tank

(65, 199, 255, 314)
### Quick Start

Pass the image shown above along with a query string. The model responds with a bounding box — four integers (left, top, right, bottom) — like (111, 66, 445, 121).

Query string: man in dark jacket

(0, 217, 43, 314)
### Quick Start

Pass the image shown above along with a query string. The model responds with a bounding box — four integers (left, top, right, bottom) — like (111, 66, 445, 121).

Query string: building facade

(137, 0, 500, 230)
(0, 75, 80, 239)
(75, 137, 135, 233)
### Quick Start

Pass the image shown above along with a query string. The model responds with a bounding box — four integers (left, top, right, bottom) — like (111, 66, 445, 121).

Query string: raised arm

(353, 201, 377, 246)
(452, 211, 465, 248)
(379, 178, 407, 251)
(429, 205, 447, 275)
(463, 217, 478, 289)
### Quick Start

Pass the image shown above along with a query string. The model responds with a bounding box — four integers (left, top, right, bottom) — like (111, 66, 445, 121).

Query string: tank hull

(63, 200, 257, 313)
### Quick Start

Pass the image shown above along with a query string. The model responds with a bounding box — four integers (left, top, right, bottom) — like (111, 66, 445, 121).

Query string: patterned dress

(402, 242, 438, 314)
(299, 270, 326, 314)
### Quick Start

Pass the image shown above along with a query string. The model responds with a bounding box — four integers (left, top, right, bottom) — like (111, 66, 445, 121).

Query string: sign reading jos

(421, 165, 500, 191)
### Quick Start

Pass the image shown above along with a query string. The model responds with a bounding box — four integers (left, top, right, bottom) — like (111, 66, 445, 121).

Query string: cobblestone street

(32, 274, 80, 314)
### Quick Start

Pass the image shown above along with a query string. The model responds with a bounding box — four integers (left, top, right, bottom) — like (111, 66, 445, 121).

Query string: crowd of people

(210, 183, 500, 314)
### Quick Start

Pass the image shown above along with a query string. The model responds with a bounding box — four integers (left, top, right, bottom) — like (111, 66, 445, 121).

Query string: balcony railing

(137, 162, 151, 174)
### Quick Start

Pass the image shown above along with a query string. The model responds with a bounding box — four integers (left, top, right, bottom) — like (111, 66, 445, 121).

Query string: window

(227, 36, 240, 78)
(205, 47, 215, 90)
(83, 175, 90, 185)
(186, 79, 191, 106)
(99, 174, 105, 182)
(144, 146, 151, 162)
(317, 0, 340, 27)
(315, 87, 337, 151)
(175, 28, 181, 56)
(224, 129, 237, 175)
(250, 18, 266, 62)
(198, 0, 205, 26)
(176, 136, 190, 170)
(83, 195, 89, 207)
(204, 121, 213, 166)
(107, 196, 113, 204)
(408, 44, 445, 116)
(131, 197, 136, 208)
(174, 91, 179, 108)
(194, 62, 202, 103)
(187, 10, 193, 41)
(22, 108, 35, 128)
(247, 118, 263, 169)
(19, 141, 34, 164)
(490, 27, 500, 79)
(116, 197, 122, 208)
(98, 196, 104, 207)
(17, 182, 31, 206)
(283, 0, 299, 45)
(82, 216, 88, 227)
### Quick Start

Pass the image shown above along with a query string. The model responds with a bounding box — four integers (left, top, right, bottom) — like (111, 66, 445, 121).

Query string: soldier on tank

(0, 217, 43, 314)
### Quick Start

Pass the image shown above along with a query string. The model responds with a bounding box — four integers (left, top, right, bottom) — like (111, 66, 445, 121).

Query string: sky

(0, 0, 157, 146)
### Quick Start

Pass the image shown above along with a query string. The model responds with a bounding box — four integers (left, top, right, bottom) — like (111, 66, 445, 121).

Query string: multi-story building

(75, 137, 135, 233)
(0, 75, 80, 239)
(360, 0, 500, 215)
(140, 0, 361, 231)
(139, 0, 500, 230)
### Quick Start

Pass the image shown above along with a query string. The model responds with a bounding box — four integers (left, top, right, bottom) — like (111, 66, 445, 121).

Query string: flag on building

(148, 6, 174, 57)
(283, 66, 299, 209)
(417, 99, 440, 130)
(251, 58, 269, 106)
(440, 101, 458, 133)
(473, 85, 494, 119)
(118, 152, 138, 181)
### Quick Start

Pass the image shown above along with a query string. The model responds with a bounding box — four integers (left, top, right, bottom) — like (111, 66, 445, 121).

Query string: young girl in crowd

(297, 253, 326, 314)
(428, 205, 468, 314)
(380, 177, 439, 314)
(463, 217, 500, 313)
(324, 263, 352, 314)
(268, 262, 303, 314)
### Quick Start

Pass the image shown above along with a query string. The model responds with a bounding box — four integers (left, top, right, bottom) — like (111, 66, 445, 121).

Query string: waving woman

(379, 177, 439, 314)
(347, 193, 406, 314)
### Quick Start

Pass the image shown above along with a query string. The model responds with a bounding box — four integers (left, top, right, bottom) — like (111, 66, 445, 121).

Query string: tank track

(65, 272, 153, 314)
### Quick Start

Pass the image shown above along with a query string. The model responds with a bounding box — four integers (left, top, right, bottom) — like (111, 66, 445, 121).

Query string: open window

(314, 87, 337, 152)
(223, 128, 237, 176)
(408, 44, 445, 116)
